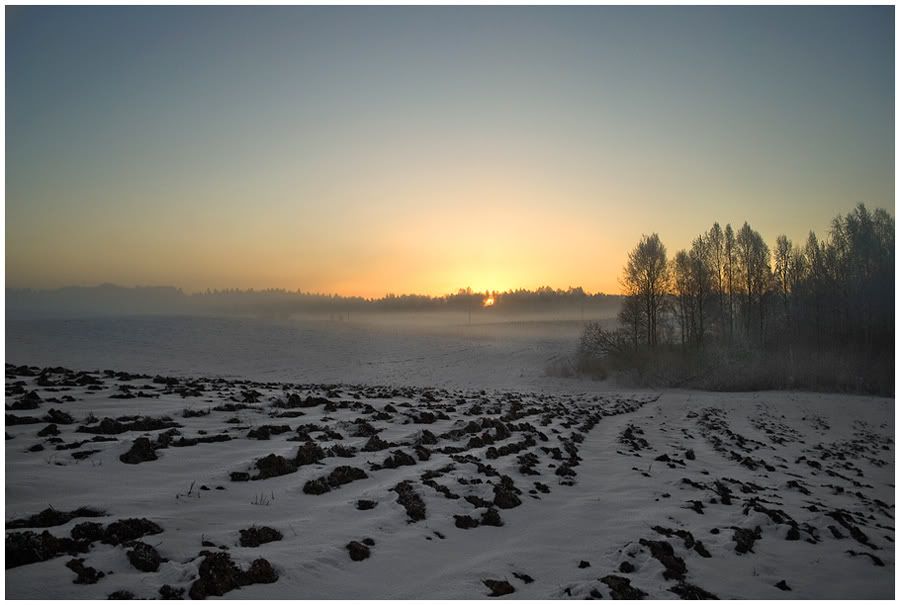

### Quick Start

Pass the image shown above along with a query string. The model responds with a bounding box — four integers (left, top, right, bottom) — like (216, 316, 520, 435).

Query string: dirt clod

(483, 579, 515, 597)
(346, 540, 371, 561)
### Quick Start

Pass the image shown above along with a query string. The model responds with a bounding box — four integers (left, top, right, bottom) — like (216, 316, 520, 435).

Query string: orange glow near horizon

(483, 295, 495, 307)
(5, 8, 893, 297)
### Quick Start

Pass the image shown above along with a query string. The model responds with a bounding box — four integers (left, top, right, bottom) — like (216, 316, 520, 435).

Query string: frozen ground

(5, 314, 603, 392)
(6, 313, 600, 390)
(5, 364, 894, 599)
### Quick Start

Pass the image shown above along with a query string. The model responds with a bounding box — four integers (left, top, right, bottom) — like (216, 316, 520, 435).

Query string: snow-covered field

(5, 362, 894, 599)
(5, 314, 595, 392)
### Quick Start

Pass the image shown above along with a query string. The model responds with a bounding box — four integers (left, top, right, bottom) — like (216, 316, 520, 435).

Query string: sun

(483, 295, 495, 307)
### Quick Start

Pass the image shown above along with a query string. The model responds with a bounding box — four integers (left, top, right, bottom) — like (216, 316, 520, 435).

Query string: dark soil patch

(44, 408, 75, 425)
(391, 480, 426, 522)
(188, 552, 277, 599)
(6, 530, 88, 568)
(455, 515, 480, 529)
(846, 549, 885, 566)
(247, 425, 291, 440)
(252, 454, 297, 480)
(101, 518, 163, 546)
(826, 510, 877, 550)
(10, 391, 42, 410)
(295, 441, 326, 466)
(601, 575, 647, 599)
(303, 466, 368, 495)
(71, 522, 104, 543)
(483, 579, 515, 597)
(492, 476, 522, 509)
(78, 416, 180, 435)
(670, 582, 719, 599)
(6, 414, 42, 425)
(127, 541, 162, 572)
(239, 526, 283, 547)
(731, 526, 762, 555)
(66, 557, 105, 584)
(380, 449, 417, 469)
(346, 540, 371, 561)
(170, 434, 232, 447)
(6, 506, 105, 529)
(481, 508, 504, 527)
(37, 424, 60, 437)
(119, 437, 158, 464)
(651, 525, 710, 558)
(302, 478, 330, 495)
(362, 435, 393, 452)
(158, 585, 185, 599)
(329, 465, 368, 487)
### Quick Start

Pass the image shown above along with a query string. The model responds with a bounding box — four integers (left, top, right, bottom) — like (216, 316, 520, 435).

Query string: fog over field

(6, 312, 618, 392)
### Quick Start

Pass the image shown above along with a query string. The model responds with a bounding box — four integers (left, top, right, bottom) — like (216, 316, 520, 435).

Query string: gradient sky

(6, 6, 894, 296)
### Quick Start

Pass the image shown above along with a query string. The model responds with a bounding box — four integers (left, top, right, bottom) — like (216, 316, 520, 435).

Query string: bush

(575, 322, 892, 395)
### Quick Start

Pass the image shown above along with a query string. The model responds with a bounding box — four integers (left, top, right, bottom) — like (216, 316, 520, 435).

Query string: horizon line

(5, 282, 625, 300)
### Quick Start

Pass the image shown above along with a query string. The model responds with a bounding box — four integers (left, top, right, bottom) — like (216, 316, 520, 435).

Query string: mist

(5, 284, 623, 323)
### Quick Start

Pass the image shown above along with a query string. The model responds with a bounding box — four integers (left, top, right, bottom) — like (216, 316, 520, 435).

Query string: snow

(4, 315, 597, 392)
(5, 361, 894, 599)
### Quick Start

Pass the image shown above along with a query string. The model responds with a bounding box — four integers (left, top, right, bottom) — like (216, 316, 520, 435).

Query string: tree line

(7, 283, 622, 319)
(580, 204, 894, 395)
(190, 286, 621, 316)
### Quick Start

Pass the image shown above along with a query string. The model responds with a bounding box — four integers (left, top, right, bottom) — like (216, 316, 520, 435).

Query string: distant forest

(6, 284, 622, 320)
(577, 204, 894, 395)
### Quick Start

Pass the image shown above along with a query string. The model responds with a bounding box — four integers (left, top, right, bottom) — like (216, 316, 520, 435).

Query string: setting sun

(483, 295, 495, 307)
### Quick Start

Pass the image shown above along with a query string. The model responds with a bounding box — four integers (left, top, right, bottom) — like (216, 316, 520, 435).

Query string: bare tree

(586, 203, 893, 394)
(803, 231, 825, 347)
(671, 250, 693, 346)
(707, 222, 726, 337)
(623, 233, 669, 347)
(724, 223, 736, 342)
(735, 223, 755, 339)
(774, 235, 793, 331)
(689, 234, 712, 345)
(618, 295, 645, 348)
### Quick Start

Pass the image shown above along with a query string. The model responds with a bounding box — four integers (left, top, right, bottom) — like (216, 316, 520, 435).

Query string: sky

(6, 6, 895, 297)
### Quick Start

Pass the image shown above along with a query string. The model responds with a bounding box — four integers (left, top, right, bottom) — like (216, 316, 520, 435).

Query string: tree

(735, 223, 770, 343)
(689, 234, 712, 345)
(773, 235, 793, 331)
(723, 223, 736, 342)
(623, 234, 669, 347)
(707, 222, 726, 337)
(671, 250, 693, 346)
(618, 295, 645, 348)
(802, 231, 825, 347)
(590, 204, 893, 394)
(735, 223, 755, 338)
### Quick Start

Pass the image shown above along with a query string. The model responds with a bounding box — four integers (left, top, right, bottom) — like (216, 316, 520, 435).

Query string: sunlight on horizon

(5, 7, 894, 296)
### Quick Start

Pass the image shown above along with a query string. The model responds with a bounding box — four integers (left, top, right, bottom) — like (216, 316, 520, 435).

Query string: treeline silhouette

(188, 286, 620, 317)
(7, 284, 621, 319)
(578, 204, 894, 395)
